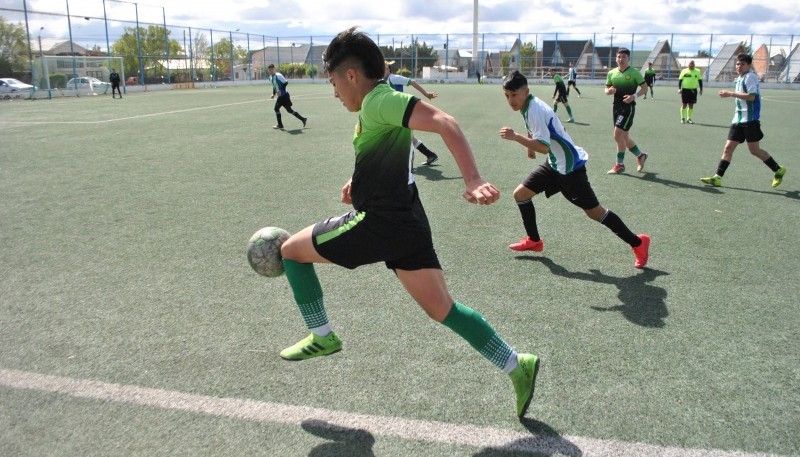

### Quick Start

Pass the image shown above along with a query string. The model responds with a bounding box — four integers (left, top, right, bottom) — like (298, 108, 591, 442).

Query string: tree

(379, 40, 438, 77)
(111, 25, 181, 80)
(519, 41, 537, 74)
(697, 50, 711, 58)
(211, 38, 248, 80)
(0, 17, 29, 75)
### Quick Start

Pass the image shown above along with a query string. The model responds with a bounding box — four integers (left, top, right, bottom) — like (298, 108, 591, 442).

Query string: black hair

(322, 26, 385, 79)
(502, 71, 528, 91)
(736, 53, 753, 65)
(268, 64, 275, 69)
(617, 48, 631, 56)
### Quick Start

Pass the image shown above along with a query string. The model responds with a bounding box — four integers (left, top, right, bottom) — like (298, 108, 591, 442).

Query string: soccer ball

(247, 226, 291, 277)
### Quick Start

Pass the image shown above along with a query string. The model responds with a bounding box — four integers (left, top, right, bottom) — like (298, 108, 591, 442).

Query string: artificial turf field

(1, 81, 798, 457)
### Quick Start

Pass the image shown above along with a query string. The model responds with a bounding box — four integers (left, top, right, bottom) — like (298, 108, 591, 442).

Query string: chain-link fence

(2, 1, 797, 87)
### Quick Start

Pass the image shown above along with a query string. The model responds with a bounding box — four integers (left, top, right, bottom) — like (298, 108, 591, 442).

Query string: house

(707, 42, 747, 81)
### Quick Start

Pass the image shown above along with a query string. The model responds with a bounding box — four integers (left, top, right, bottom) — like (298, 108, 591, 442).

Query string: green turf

(1, 83, 798, 456)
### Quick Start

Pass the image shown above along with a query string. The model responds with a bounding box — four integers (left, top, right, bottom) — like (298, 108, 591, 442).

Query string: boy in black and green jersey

(644, 62, 656, 99)
(551, 72, 575, 123)
(276, 27, 540, 418)
(605, 48, 651, 175)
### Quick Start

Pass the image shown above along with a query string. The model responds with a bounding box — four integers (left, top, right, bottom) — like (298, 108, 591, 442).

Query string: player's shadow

(285, 128, 306, 135)
(690, 122, 729, 129)
(712, 185, 800, 201)
(626, 172, 724, 194)
(565, 120, 591, 126)
(301, 419, 376, 457)
(519, 257, 670, 328)
(473, 418, 582, 456)
(413, 164, 463, 182)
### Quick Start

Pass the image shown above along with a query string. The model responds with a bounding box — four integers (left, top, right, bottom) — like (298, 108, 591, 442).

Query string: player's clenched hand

(463, 181, 500, 205)
(499, 126, 516, 141)
(341, 179, 352, 204)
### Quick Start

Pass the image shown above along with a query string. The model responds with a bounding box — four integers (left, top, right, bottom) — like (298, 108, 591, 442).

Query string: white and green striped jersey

(732, 71, 761, 124)
(521, 95, 588, 175)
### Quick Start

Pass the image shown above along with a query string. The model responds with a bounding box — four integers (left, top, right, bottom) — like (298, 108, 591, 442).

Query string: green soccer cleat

(772, 166, 787, 188)
(280, 332, 343, 361)
(700, 176, 722, 187)
(509, 353, 540, 418)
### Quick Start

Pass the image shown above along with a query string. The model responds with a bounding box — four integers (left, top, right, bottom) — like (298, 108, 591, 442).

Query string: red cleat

(509, 237, 544, 252)
(632, 234, 650, 269)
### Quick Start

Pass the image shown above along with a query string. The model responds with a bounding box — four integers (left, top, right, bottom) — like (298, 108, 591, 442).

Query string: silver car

(65, 76, 111, 94)
(0, 78, 36, 99)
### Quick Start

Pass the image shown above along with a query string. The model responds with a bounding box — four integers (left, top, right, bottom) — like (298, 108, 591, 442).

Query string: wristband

(632, 93, 639, 99)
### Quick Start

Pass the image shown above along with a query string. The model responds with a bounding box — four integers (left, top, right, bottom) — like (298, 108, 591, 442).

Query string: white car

(0, 78, 36, 99)
(65, 76, 111, 94)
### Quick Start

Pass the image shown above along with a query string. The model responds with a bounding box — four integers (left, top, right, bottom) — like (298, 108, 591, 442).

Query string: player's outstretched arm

(410, 80, 437, 99)
(408, 101, 499, 205)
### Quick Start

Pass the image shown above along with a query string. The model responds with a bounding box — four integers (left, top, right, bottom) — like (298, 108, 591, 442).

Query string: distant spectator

(109, 69, 122, 99)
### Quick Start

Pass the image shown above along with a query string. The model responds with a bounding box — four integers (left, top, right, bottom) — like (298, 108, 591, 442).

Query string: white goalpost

(30, 55, 125, 99)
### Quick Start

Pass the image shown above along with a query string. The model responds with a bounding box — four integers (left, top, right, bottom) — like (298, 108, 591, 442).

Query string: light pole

(609, 26, 615, 68)
(38, 27, 44, 58)
(104, 0, 145, 85)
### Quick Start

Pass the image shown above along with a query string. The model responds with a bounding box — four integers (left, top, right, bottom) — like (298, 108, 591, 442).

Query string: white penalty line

(0, 368, 785, 457)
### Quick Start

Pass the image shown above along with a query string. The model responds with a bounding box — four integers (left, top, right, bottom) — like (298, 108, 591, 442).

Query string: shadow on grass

(413, 164, 463, 182)
(623, 171, 724, 194)
(473, 417, 582, 456)
(517, 257, 670, 328)
(301, 419, 376, 457)
(285, 128, 306, 135)
(690, 122, 730, 129)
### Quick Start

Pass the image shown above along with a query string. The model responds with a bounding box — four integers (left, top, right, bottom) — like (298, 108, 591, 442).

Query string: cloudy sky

(7, 0, 800, 54)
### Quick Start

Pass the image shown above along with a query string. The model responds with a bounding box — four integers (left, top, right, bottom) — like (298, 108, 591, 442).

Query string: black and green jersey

(606, 66, 645, 106)
(351, 82, 418, 212)
(269, 72, 289, 96)
(644, 68, 656, 82)
(553, 74, 564, 84)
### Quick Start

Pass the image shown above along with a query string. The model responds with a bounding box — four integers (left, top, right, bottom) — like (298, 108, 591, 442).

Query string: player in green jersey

(551, 72, 575, 123)
(277, 26, 540, 418)
(678, 60, 703, 124)
(700, 54, 787, 188)
(605, 48, 651, 175)
(644, 62, 656, 99)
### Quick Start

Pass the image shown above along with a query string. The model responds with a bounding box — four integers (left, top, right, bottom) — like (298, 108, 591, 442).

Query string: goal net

(30, 56, 125, 98)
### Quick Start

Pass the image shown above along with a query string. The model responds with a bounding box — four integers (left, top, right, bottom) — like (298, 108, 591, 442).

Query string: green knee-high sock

(616, 152, 625, 164)
(553, 104, 558, 113)
(566, 106, 573, 118)
(442, 301, 515, 371)
(283, 259, 329, 332)
(687, 108, 694, 119)
(680, 107, 686, 119)
(628, 144, 643, 157)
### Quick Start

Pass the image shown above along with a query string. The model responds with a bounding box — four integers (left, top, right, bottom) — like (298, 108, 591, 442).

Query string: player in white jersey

(384, 62, 440, 165)
(700, 54, 786, 188)
(499, 71, 650, 269)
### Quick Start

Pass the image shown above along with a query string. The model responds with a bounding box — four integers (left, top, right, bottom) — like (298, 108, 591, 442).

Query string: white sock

(311, 324, 332, 337)
(502, 352, 519, 374)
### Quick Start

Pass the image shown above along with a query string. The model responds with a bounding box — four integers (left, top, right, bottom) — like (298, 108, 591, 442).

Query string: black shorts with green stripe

(312, 196, 441, 271)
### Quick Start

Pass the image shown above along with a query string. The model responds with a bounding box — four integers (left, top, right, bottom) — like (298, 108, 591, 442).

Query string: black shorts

(274, 93, 293, 111)
(523, 164, 599, 210)
(567, 80, 578, 87)
(554, 83, 568, 103)
(645, 77, 655, 87)
(727, 121, 764, 143)
(681, 88, 698, 104)
(311, 197, 441, 271)
(612, 103, 636, 131)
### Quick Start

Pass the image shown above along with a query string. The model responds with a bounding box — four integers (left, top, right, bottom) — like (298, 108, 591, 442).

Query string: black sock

(600, 210, 640, 246)
(763, 157, 780, 172)
(275, 113, 283, 126)
(293, 111, 305, 121)
(716, 159, 731, 177)
(517, 200, 540, 241)
(416, 142, 435, 158)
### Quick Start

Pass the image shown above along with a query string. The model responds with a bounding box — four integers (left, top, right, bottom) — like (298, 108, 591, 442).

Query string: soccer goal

(31, 55, 124, 99)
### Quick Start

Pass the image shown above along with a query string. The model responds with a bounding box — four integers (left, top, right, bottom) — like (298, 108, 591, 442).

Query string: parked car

(126, 76, 138, 85)
(65, 76, 111, 93)
(0, 78, 36, 99)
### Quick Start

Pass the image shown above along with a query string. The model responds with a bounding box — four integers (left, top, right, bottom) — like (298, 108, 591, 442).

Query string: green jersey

(351, 82, 417, 211)
(553, 74, 564, 84)
(606, 66, 645, 106)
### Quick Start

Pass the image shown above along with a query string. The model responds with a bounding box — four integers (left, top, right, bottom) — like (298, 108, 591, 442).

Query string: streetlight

(609, 26, 615, 68)
(38, 27, 44, 58)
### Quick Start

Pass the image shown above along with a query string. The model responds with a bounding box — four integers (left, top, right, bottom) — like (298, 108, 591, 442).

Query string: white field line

(0, 368, 789, 457)
(0, 92, 333, 125)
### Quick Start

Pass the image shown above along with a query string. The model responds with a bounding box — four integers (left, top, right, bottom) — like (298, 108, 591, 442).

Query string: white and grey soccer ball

(247, 226, 291, 277)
